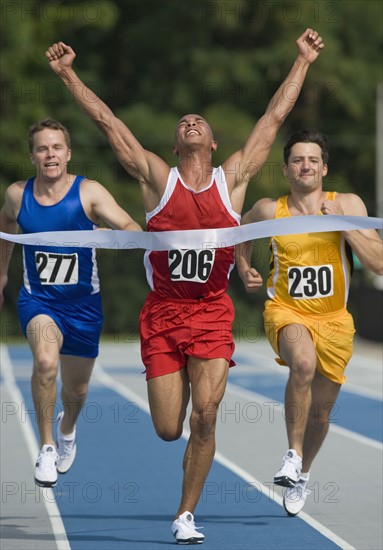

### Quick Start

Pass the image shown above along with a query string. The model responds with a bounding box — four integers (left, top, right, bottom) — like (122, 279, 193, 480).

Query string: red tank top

(144, 166, 240, 299)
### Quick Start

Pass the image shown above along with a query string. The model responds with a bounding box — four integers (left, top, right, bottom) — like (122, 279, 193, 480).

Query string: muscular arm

(45, 43, 169, 210)
(224, 29, 324, 211)
(322, 194, 383, 275)
(0, 183, 23, 309)
(236, 199, 276, 292)
(80, 179, 142, 232)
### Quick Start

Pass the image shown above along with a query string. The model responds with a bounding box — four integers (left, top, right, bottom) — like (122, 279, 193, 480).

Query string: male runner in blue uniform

(0, 118, 142, 487)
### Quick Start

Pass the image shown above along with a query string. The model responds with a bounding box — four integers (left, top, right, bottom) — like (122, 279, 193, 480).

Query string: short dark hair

(28, 118, 71, 152)
(283, 129, 329, 165)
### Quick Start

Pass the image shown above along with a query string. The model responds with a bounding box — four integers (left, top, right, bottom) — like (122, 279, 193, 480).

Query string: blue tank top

(17, 176, 100, 300)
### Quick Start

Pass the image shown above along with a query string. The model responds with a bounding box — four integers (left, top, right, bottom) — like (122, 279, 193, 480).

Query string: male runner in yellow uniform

(236, 129, 383, 516)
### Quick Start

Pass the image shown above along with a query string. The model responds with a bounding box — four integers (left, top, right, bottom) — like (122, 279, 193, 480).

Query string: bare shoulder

(1, 181, 27, 221)
(6, 179, 27, 193)
(336, 192, 368, 215)
(79, 178, 111, 204)
(79, 177, 112, 197)
(5, 180, 27, 205)
(79, 178, 104, 191)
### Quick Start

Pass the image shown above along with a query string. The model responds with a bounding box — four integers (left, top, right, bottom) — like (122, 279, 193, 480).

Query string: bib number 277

(35, 251, 78, 285)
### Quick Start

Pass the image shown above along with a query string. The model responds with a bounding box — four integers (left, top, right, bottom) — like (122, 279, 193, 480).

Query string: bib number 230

(168, 249, 215, 283)
(288, 265, 334, 299)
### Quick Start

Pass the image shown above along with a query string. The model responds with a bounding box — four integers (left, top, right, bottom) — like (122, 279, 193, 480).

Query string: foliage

(1, 0, 382, 338)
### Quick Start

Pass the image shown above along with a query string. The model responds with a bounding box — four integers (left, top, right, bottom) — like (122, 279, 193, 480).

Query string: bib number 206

(168, 249, 215, 283)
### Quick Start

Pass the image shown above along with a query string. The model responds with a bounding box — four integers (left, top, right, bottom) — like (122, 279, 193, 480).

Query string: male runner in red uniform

(46, 30, 324, 544)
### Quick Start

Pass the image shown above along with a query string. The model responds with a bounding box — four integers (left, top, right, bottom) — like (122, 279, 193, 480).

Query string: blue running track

(3, 343, 382, 550)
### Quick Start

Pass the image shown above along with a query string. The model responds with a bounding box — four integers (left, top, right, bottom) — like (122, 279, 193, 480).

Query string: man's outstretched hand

(45, 42, 76, 74)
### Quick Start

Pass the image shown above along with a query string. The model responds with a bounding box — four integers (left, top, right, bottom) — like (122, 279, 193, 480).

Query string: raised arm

(224, 29, 324, 209)
(45, 43, 169, 209)
(322, 193, 383, 275)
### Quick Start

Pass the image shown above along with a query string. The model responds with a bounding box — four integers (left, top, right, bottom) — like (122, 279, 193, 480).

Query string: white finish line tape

(1, 215, 382, 251)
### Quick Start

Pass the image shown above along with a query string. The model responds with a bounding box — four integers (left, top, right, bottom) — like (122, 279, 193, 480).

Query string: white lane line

(341, 383, 382, 400)
(231, 369, 382, 401)
(234, 347, 383, 400)
(349, 354, 382, 371)
(1, 345, 71, 550)
(234, 345, 382, 371)
(226, 382, 383, 451)
(93, 361, 355, 550)
(211, 452, 356, 550)
(231, 368, 382, 401)
(93, 361, 150, 410)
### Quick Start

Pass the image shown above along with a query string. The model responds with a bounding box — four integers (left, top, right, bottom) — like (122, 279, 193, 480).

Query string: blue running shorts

(17, 288, 103, 358)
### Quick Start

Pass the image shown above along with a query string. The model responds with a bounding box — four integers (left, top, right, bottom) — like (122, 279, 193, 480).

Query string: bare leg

(26, 315, 63, 447)
(59, 355, 96, 434)
(302, 371, 341, 472)
(278, 324, 317, 457)
(147, 368, 190, 441)
(177, 356, 229, 516)
(147, 357, 229, 517)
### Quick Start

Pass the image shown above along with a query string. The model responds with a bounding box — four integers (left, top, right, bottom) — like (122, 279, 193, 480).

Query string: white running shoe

(35, 444, 59, 487)
(56, 411, 77, 474)
(283, 476, 311, 516)
(274, 449, 302, 487)
(171, 511, 205, 544)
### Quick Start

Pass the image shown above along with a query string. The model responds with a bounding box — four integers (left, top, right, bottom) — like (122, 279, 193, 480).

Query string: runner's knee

(32, 354, 58, 383)
(152, 414, 184, 441)
(62, 382, 88, 403)
(190, 405, 218, 441)
(155, 424, 183, 442)
(290, 357, 316, 386)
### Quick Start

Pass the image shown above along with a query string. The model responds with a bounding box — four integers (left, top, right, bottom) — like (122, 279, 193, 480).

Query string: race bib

(288, 265, 334, 299)
(35, 251, 79, 285)
(168, 249, 215, 283)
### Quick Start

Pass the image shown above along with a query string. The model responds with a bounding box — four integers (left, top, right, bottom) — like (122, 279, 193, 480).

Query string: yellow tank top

(267, 192, 353, 314)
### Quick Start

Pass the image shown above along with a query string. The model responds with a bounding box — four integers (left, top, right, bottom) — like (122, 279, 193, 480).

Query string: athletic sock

(59, 427, 76, 440)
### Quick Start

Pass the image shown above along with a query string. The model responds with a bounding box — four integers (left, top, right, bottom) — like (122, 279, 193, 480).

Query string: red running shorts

(139, 291, 236, 380)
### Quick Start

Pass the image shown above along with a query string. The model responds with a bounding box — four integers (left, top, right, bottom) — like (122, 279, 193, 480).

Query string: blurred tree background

(1, 0, 382, 344)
